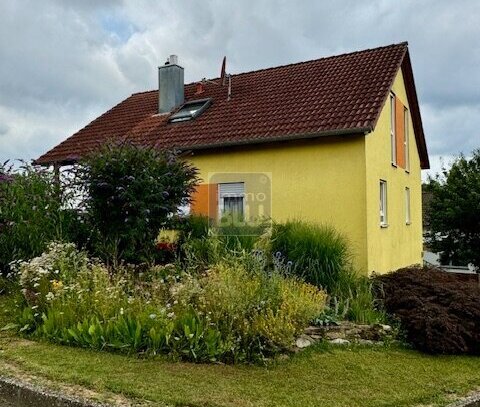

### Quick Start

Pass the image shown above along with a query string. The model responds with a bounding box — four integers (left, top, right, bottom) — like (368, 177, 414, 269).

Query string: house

(36, 42, 429, 274)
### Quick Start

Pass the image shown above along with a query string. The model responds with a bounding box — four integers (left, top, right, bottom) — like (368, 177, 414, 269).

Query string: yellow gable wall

(189, 136, 369, 272)
(365, 69, 424, 273)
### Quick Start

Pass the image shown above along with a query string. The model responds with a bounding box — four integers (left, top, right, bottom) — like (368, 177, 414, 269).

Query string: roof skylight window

(169, 98, 211, 123)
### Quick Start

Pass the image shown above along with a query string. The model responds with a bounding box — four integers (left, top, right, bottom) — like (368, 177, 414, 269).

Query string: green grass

(1, 298, 480, 407)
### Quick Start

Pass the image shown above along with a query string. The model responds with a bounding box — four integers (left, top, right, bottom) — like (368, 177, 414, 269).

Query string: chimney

(158, 54, 184, 113)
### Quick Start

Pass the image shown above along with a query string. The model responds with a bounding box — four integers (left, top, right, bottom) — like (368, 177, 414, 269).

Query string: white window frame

(380, 180, 388, 227)
(390, 93, 397, 166)
(405, 187, 411, 225)
(404, 107, 410, 172)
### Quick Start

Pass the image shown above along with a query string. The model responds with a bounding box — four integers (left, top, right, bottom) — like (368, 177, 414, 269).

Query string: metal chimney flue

(158, 55, 184, 113)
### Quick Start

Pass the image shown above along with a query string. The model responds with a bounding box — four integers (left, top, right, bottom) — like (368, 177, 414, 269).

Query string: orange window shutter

(190, 183, 218, 220)
(395, 97, 405, 168)
(208, 183, 218, 220)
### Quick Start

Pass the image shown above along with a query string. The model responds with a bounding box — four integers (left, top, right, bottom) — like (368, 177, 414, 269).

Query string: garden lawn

(0, 299, 479, 407)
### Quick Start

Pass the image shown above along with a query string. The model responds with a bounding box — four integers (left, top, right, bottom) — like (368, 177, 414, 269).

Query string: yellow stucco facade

(364, 70, 423, 273)
(188, 67, 424, 274)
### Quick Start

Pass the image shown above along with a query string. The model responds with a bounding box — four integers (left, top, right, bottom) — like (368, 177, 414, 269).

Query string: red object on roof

(36, 42, 429, 169)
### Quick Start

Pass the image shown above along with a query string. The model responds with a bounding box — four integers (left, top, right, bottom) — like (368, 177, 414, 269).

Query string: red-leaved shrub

(376, 266, 480, 354)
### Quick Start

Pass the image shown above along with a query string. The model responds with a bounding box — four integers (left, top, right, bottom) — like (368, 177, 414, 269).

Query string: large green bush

(9, 243, 325, 363)
(73, 143, 198, 265)
(0, 162, 67, 274)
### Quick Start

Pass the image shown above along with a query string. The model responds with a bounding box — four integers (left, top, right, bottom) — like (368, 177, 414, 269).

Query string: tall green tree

(425, 149, 480, 269)
(74, 143, 198, 265)
(0, 162, 64, 273)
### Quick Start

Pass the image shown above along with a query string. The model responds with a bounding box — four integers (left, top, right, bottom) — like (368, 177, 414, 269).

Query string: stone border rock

(447, 392, 480, 407)
(0, 375, 110, 407)
(295, 322, 394, 349)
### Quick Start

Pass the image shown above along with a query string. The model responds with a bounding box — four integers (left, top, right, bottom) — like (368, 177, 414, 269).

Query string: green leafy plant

(425, 149, 480, 268)
(0, 162, 67, 274)
(72, 142, 199, 265)
(8, 242, 326, 363)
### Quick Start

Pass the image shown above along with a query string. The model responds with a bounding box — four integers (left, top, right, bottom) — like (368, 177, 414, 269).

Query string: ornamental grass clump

(270, 220, 351, 291)
(8, 242, 325, 363)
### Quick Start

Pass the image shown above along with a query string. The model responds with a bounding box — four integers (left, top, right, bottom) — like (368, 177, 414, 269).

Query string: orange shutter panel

(395, 97, 405, 168)
(190, 183, 218, 220)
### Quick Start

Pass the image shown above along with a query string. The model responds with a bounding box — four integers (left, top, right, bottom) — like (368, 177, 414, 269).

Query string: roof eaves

(401, 51, 430, 169)
(366, 42, 429, 170)
(369, 43, 408, 131)
(174, 126, 373, 152)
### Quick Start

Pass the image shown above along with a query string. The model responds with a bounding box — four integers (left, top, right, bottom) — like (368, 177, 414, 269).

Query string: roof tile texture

(37, 43, 412, 165)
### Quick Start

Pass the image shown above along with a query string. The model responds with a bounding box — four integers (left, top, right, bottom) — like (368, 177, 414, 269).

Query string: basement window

(169, 98, 211, 123)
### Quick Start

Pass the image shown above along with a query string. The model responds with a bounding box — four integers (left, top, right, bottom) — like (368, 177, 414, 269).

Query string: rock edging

(0, 375, 109, 407)
(295, 322, 394, 349)
(447, 392, 480, 407)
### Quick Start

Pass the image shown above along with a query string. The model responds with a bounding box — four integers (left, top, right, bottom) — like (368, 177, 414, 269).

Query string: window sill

(406, 222, 411, 226)
(380, 223, 389, 228)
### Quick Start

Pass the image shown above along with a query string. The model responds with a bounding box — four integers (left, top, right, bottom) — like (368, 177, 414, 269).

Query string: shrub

(270, 220, 351, 291)
(72, 143, 198, 265)
(217, 224, 268, 252)
(425, 149, 480, 268)
(175, 260, 325, 357)
(180, 214, 210, 240)
(9, 243, 326, 363)
(178, 221, 268, 271)
(0, 162, 66, 274)
(376, 266, 480, 354)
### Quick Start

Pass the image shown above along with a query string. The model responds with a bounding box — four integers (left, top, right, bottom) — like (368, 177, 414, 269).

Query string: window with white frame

(390, 93, 397, 166)
(380, 180, 388, 226)
(404, 107, 410, 171)
(405, 187, 411, 224)
(219, 182, 245, 221)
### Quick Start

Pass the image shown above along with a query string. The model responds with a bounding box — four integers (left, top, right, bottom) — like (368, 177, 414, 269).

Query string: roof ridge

(131, 42, 408, 96)
(222, 41, 408, 79)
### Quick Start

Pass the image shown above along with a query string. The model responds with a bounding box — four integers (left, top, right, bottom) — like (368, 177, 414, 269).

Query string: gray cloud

(0, 123, 9, 135)
(0, 0, 479, 179)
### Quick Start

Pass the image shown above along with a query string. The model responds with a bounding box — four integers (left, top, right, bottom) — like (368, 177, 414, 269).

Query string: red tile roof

(36, 42, 429, 168)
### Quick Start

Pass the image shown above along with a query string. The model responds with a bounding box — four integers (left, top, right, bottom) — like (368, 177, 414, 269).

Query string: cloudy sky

(1, 0, 479, 178)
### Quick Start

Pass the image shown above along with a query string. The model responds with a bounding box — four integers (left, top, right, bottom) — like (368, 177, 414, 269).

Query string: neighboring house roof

(36, 42, 429, 168)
